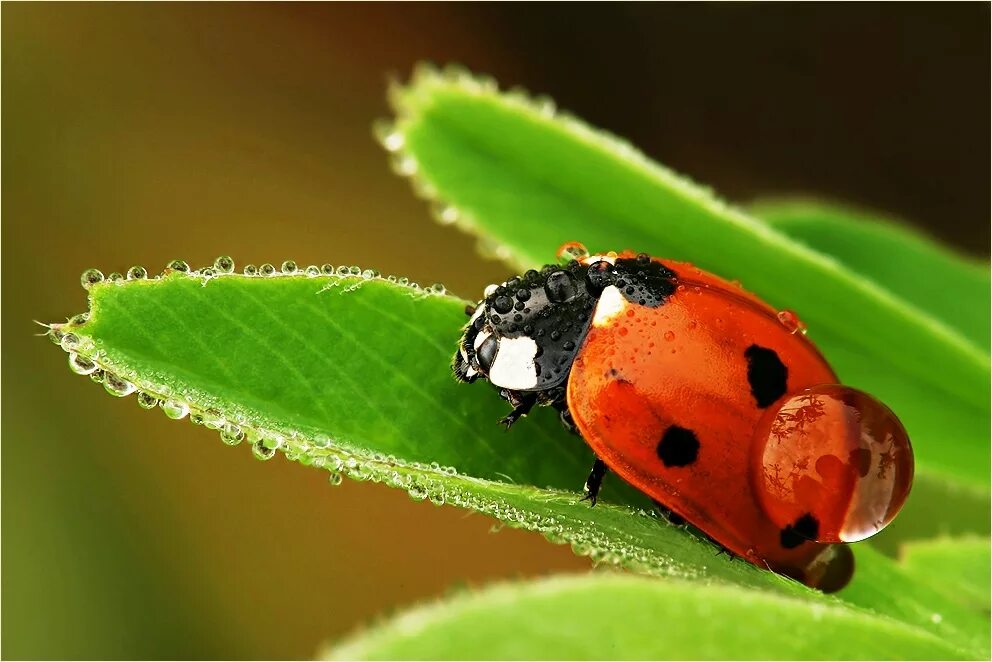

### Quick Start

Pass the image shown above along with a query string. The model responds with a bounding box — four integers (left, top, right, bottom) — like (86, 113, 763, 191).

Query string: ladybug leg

(581, 459, 608, 506)
(498, 390, 537, 430)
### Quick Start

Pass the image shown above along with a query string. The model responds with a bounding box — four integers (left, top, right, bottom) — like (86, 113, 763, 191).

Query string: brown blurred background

(3, 3, 988, 659)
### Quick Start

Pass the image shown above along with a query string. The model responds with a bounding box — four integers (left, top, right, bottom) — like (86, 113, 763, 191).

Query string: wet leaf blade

(899, 537, 991, 615)
(388, 69, 990, 492)
(752, 199, 991, 349)
(53, 273, 987, 656)
(324, 574, 976, 661)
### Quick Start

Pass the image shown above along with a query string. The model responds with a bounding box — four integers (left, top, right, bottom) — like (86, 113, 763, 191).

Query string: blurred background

(3, 4, 988, 659)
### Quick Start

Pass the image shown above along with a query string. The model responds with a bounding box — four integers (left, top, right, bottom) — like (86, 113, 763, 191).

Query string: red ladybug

(453, 244, 913, 592)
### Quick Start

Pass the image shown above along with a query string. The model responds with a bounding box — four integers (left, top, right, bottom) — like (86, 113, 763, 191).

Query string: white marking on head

(473, 329, 492, 351)
(592, 285, 626, 327)
(484, 283, 498, 297)
(488, 336, 539, 390)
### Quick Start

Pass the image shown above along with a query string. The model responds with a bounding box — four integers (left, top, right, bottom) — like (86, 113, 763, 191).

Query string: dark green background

(3, 4, 988, 659)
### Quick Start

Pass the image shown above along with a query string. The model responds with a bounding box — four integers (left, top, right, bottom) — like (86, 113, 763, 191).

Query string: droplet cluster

(72, 256, 447, 300)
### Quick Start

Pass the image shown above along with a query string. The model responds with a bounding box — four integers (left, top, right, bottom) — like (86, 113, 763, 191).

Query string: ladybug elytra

(453, 243, 914, 592)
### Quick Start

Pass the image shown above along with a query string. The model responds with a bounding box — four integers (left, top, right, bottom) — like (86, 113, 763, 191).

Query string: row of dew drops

(54, 319, 687, 575)
(79, 256, 447, 296)
(56, 255, 693, 578)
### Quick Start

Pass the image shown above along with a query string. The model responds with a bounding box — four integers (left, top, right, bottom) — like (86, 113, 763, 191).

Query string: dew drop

(68, 353, 98, 375)
(214, 256, 235, 274)
(430, 283, 446, 295)
(59, 333, 80, 352)
(81, 268, 105, 289)
(348, 266, 361, 276)
(361, 269, 376, 279)
(336, 266, 350, 276)
(199, 267, 217, 278)
(281, 260, 298, 274)
(68, 313, 90, 325)
(201, 410, 225, 430)
(220, 423, 244, 446)
(408, 485, 428, 501)
(126, 266, 147, 280)
(243, 264, 258, 276)
(751, 385, 913, 544)
(556, 241, 589, 264)
(167, 259, 190, 273)
(777, 309, 808, 335)
(252, 440, 276, 461)
(321, 264, 335, 275)
(305, 265, 320, 277)
(161, 399, 190, 420)
(137, 392, 159, 409)
(107, 272, 124, 283)
(103, 373, 136, 397)
(259, 263, 276, 277)
(89, 370, 105, 384)
(373, 119, 405, 152)
(328, 472, 344, 486)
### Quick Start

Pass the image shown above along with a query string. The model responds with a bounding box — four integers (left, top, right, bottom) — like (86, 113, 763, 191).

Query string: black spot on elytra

(780, 513, 819, 549)
(657, 426, 699, 467)
(745, 345, 788, 408)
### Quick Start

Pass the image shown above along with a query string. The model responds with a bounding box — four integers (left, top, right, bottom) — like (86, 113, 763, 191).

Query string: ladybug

(453, 243, 913, 592)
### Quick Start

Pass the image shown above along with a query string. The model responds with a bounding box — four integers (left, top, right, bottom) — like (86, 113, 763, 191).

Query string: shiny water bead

(160, 399, 190, 420)
(68, 312, 90, 326)
(68, 352, 98, 375)
(81, 268, 105, 289)
(199, 267, 217, 278)
(430, 283, 446, 295)
(556, 241, 590, 264)
(103, 373, 136, 397)
(243, 264, 258, 276)
(59, 333, 80, 352)
(167, 259, 190, 273)
(259, 263, 276, 276)
(137, 392, 159, 409)
(305, 265, 320, 277)
(213, 256, 235, 273)
(281, 260, 298, 274)
(126, 266, 148, 280)
(252, 440, 276, 461)
(750, 385, 914, 544)
(220, 423, 244, 446)
(321, 264, 335, 275)
(348, 266, 361, 276)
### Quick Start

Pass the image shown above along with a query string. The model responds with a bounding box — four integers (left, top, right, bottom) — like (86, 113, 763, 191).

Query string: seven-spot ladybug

(453, 243, 914, 592)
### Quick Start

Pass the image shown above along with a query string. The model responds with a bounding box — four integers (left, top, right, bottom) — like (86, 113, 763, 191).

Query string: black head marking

(780, 512, 819, 549)
(745, 344, 788, 408)
(613, 257, 677, 307)
(657, 425, 699, 467)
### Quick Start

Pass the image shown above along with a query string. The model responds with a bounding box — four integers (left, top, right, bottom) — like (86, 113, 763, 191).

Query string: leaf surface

(324, 574, 975, 660)
(49, 271, 988, 656)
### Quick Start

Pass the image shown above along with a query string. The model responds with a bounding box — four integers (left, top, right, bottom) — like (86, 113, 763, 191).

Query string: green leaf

(384, 66, 990, 495)
(752, 198, 990, 351)
(324, 573, 975, 660)
(899, 537, 991, 615)
(49, 271, 988, 657)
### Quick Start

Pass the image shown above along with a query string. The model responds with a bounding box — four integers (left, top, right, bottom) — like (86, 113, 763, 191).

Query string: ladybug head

(452, 260, 602, 391)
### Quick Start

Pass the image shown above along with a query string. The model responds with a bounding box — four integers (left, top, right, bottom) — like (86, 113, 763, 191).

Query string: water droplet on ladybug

(750, 385, 913, 544)
(556, 241, 589, 263)
(545, 271, 577, 302)
(777, 309, 808, 335)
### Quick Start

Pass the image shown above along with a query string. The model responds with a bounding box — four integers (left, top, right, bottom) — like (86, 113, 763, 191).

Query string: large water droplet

(751, 385, 914, 544)
(281, 260, 298, 274)
(59, 333, 80, 352)
(259, 263, 276, 277)
(243, 264, 258, 276)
